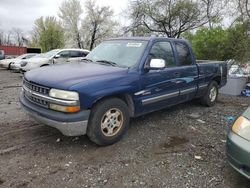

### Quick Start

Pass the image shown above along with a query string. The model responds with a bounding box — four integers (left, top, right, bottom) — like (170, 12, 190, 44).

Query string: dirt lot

(0, 68, 250, 188)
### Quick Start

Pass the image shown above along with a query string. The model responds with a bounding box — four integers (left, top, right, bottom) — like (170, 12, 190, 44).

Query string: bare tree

(12, 28, 24, 46)
(127, 0, 208, 38)
(58, 0, 83, 48)
(238, 0, 250, 20)
(0, 30, 4, 45)
(5, 31, 13, 45)
(82, 0, 117, 50)
(199, 0, 227, 29)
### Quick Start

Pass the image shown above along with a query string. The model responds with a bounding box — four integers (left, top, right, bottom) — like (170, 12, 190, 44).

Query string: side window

(175, 42, 193, 66)
(58, 51, 70, 58)
(70, 51, 82, 58)
(149, 42, 175, 67)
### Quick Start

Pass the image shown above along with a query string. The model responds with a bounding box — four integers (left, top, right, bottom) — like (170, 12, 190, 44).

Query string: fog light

(49, 104, 80, 113)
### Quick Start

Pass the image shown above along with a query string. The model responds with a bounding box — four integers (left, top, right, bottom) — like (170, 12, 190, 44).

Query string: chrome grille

(25, 94, 49, 108)
(23, 79, 50, 95)
(23, 79, 50, 108)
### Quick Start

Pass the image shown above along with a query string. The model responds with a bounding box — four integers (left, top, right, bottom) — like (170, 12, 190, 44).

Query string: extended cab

(20, 37, 227, 145)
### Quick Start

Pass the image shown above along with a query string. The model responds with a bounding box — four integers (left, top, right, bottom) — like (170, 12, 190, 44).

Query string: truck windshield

(86, 40, 148, 68)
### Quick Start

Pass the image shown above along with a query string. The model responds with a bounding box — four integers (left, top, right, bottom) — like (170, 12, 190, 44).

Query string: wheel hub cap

(209, 87, 217, 102)
(101, 108, 123, 137)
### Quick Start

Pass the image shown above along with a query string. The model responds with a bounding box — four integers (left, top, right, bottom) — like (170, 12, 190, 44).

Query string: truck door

(137, 41, 181, 113)
(173, 42, 199, 102)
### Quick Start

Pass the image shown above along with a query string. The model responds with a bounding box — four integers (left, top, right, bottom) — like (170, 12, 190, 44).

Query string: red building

(0, 45, 41, 57)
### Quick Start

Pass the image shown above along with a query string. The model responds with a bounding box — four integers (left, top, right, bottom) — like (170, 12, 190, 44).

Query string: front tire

(87, 98, 130, 146)
(201, 81, 218, 107)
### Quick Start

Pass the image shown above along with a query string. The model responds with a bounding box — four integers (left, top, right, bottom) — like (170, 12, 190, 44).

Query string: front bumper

(10, 63, 21, 71)
(226, 131, 250, 179)
(0, 62, 10, 68)
(20, 92, 90, 136)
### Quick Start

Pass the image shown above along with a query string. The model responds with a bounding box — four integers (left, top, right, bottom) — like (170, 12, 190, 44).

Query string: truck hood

(24, 62, 128, 90)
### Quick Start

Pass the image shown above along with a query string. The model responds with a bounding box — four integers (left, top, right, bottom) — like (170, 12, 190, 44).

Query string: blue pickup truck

(20, 37, 227, 145)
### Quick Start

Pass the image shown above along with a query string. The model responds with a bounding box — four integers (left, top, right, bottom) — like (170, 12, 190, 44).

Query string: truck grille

(23, 79, 50, 108)
(23, 79, 50, 95)
(25, 94, 49, 107)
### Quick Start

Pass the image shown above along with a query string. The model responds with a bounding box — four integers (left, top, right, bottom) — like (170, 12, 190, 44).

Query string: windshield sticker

(126, 43, 142, 47)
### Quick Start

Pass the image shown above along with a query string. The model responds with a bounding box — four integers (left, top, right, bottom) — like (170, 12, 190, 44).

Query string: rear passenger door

(173, 42, 198, 102)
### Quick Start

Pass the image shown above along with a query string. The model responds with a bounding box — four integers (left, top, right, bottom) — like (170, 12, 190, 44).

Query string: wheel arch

(91, 94, 135, 117)
(212, 76, 221, 86)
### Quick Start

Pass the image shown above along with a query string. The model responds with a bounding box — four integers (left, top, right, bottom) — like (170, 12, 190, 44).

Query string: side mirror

(147, 59, 166, 69)
(54, 54, 60, 59)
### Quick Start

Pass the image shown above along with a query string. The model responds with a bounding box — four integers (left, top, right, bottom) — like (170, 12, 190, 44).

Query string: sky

(0, 0, 129, 33)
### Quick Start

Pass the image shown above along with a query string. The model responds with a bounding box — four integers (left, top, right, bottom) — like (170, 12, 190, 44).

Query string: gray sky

(0, 0, 128, 32)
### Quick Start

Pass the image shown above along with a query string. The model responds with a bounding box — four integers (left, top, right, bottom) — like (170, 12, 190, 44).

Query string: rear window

(175, 42, 193, 66)
(70, 51, 84, 58)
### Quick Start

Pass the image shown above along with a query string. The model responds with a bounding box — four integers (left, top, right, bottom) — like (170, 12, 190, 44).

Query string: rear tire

(201, 81, 218, 107)
(87, 98, 130, 146)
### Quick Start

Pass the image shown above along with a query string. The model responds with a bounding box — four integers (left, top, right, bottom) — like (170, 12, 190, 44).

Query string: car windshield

(39, 49, 60, 58)
(86, 40, 148, 68)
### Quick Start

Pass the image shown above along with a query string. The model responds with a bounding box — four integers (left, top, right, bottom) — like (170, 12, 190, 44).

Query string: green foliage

(226, 21, 250, 63)
(184, 22, 250, 62)
(184, 27, 228, 60)
(32, 16, 65, 52)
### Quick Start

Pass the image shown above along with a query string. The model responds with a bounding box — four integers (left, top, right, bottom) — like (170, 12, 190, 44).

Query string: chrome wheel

(209, 87, 217, 102)
(101, 108, 123, 137)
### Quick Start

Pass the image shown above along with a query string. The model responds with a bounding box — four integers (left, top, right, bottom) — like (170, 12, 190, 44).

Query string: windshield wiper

(81, 58, 93, 62)
(96, 60, 118, 67)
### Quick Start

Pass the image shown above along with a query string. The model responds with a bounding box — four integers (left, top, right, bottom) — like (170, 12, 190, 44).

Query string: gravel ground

(0, 68, 250, 188)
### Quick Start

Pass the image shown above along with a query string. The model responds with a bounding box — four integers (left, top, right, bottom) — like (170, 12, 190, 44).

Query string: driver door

(137, 41, 181, 113)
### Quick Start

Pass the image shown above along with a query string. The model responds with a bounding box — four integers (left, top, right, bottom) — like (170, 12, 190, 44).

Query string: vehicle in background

(20, 37, 227, 146)
(9, 54, 38, 72)
(20, 49, 89, 72)
(0, 53, 37, 69)
(227, 107, 250, 180)
(0, 50, 5, 60)
(0, 45, 41, 58)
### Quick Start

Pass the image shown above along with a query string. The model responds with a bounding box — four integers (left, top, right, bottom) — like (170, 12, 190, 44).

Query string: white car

(20, 49, 89, 72)
(10, 54, 38, 72)
(0, 53, 37, 69)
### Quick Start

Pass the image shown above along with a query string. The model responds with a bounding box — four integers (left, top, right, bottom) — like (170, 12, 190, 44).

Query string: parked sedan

(10, 53, 38, 72)
(20, 49, 89, 72)
(227, 107, 250, 179)
(0, 53, 36, 69)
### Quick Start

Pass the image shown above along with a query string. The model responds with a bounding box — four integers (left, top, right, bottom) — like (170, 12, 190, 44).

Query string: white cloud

(0, 0, 128, 32)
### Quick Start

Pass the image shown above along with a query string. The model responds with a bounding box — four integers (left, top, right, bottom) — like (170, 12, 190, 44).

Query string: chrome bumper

(20, 92, 90, 136)
(24, 106, 88, 136)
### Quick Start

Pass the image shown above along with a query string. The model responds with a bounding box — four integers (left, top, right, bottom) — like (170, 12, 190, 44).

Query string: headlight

(232, 116, 250, 141)
(20, 61, 28, 67)
(49, 88, 79, 101)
